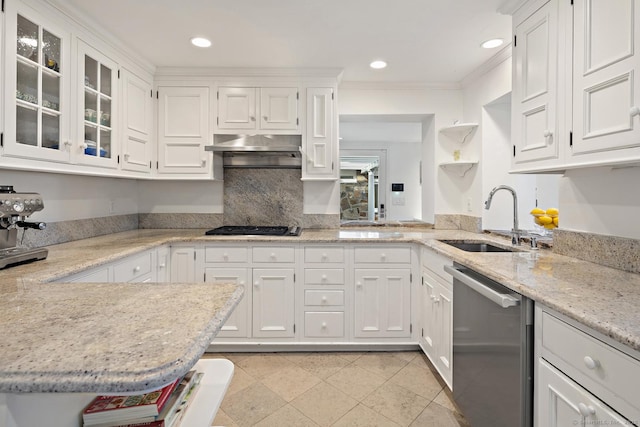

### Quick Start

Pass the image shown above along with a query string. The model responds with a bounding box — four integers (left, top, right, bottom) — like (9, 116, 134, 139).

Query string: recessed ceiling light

(190, 37, 212, 48)
(370, 60, 387, 69)
(481, 38, 504, 49)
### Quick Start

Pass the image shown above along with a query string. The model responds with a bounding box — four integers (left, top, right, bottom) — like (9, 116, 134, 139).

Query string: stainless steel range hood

(205, 134, 302, 168)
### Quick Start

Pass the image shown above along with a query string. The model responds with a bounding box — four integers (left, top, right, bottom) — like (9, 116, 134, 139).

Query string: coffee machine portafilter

(0, 185, 48, 269)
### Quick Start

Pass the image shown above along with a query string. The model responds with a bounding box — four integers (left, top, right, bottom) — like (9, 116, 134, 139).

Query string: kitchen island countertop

(1, 227, 639, 394)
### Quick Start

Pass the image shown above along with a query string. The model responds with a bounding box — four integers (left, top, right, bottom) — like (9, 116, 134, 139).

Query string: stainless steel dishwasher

(444, 263, 533, 427)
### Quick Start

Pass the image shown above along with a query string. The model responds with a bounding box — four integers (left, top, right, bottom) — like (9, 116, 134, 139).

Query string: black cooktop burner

(205, 226, 301, 236)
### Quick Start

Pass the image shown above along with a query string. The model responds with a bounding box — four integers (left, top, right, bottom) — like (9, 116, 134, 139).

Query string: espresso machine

(0, 185, 48, 269)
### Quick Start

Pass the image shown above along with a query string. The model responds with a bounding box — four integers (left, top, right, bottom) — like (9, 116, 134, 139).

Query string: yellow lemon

(530, 207, 545, 215)
(538, 215, 553, 225)
(546, 207, 559, 217)
(544, 223, 556, 229)
(534, 217, 543, 226)
(553, 217, 559, 226)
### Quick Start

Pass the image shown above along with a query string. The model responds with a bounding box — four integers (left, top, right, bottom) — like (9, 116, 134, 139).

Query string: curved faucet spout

(484, 185, 521, 245)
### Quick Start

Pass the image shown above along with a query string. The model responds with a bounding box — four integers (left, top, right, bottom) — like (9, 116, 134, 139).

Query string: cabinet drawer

(354, 247, 411, 264)
(65, 266, 110, 283)
(542, 311, 640, 419)
(113, 251, 153, 282)
(304, 269, 344, 285)
(205, 246, 248, 263)
(304, 246, 344, 263)
(252, 247, 295, 263)
(304, 290, 344, 306)
(421, 248, 453, 283)
(304, 312, 345, 338)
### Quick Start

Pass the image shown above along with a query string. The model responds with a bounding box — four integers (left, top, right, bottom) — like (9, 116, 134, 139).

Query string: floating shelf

(439, 123, 479, 143)
(439, 160, 478, 177)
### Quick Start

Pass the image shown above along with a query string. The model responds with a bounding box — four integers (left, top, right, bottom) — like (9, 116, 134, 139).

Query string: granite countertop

(1, 227, 639, 394)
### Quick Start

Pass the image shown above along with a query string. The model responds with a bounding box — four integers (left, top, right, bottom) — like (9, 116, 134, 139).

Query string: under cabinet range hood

(205, 134, 302, 168)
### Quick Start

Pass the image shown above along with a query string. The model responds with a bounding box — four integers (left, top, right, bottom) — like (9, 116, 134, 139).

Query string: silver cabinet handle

(444, 265, 519, 308)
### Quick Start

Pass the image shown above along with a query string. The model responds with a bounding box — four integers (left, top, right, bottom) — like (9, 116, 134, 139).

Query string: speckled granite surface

(553, 229, 640, 274)
(1, 227, 639, 394)
(138, 213, 223, 229)
(434, 214, 481, 232)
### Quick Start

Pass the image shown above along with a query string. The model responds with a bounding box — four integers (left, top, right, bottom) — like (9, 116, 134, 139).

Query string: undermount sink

(438, 240, 515, 253)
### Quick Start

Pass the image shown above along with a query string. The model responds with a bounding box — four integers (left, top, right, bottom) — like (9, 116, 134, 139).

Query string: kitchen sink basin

(438, 240, 515, 252)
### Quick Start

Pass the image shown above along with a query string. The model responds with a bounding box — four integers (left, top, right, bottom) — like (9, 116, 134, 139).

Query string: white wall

(0, 170, 139, 222)
(560, 167, 640, 239)
(338, 85, 463, 222)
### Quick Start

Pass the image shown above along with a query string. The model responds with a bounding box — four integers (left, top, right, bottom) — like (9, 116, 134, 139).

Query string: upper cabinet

(570, 0, 640, 160)
(216, 86, 299, 133)
(76, 40, 118, 169)
(157, 85, 212, 177)
(3, 2, 72, 163)
(302, 87, 337, 180)
(511, 0, 640, 173)
(511, 0, 561, 168)
(120, 68, 154, 174)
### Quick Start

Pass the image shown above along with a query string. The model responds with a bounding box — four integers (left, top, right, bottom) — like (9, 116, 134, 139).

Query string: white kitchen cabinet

(354, 268, 411, 339)
(170, 245, 198, 283)
(62, 248, 161, 284)
(157, 85, 212, 177)
(511, 0, 562, 168)
(569, 0, 640, 162)
(2, 1, 72, 163)
(535, 305, 640, 425)
(205, 267, 250, 338)
(156, 245, 170, 283)
(419, 248, 453, 388)
(216, 86, 299, 132)
(121, 68, 153, 174)
(537, 358, 630, 427)
(252, 267, 296, 338)
(75, 40, 119, 170)
(302, 87, 337, 180)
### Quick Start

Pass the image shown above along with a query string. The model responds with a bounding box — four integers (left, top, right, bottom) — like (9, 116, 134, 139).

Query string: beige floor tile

(284, 352, 351, 379)
(410, 401, 463, 427)
(333, 403, 401, 427)
(335, 351, 366, 362)
(389, 361, 443, 400)
(433, 389, 457, 412)
(326, 364, 387, 401)
(254, 404, 319, 427)
(261, 365, 322, 402)
(221, 383, 286, 427)
(353, 352, 409, 379)
(225, 366, 256, 397)
(235, 353, 292, 379)
(291, 381, 358, 426)
(219, 352, 252, 364)
(388, 351, 420, 363)
(362, 382, 430, 427)
(211, 408, 239, 427)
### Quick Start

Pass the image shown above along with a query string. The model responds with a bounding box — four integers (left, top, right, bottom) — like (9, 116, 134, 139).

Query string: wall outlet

(467, 197, 472, 212)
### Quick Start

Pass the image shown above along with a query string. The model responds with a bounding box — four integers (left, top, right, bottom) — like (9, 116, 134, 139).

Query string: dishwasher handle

(444, 265, 520, 308)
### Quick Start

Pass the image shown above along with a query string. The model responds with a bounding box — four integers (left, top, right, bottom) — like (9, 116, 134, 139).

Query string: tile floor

(202, 351, 466, 427)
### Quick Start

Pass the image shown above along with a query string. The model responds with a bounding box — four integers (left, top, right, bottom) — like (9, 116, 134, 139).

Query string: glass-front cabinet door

(76, 41, 118, 169)
(3, 3, 71, 162)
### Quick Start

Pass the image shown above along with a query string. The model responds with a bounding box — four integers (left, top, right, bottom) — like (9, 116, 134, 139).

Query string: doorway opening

(340, 150, 386, 221)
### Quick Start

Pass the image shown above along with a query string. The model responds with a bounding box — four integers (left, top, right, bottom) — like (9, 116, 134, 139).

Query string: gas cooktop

(205, 226, 301, 236)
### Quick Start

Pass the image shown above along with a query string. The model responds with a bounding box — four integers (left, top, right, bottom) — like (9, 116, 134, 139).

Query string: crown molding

(339, 81, 461, 91)
(460, 44, 512, 88)
(497, 0, 529, 15)
(154, 67, 344, 79)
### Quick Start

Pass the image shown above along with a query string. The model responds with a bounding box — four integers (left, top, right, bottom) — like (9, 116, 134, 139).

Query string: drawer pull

(356, 281, 362, 288)
(381, 253, 386, 261)
(583, 356, 600, 370)
(223, 253, 229, 260)
(158, 263, 166, 269)
(254, 281, 260, 288)
(321, 274, 327, 281)
(321, 296, 327, 303)
(270, 252, 276, 259)
(578, 403, 596, 417)
(322, 253, 328, 260)
(321, 322, 327, 328)
(630, 106, 640, 117)
(133, 266, 141, 273)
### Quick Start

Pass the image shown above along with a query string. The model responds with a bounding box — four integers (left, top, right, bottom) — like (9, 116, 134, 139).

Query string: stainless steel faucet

(484, 185, 522, 245)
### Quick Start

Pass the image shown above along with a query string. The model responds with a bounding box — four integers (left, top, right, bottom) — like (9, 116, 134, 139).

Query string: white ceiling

(54, 0, 513, 85)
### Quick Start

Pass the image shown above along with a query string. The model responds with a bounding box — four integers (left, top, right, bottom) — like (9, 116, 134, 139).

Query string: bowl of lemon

(531, 207, 558, 235)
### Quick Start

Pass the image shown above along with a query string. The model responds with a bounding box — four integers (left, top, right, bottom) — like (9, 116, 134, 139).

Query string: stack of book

(82, 370, 203, 427)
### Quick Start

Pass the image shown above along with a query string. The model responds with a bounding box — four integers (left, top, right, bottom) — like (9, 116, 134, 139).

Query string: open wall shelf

(439, 160, 478, 177)
(439, 123, 479, 143)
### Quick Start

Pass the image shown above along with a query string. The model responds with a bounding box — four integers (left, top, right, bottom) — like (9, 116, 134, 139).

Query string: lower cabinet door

(205, 268, 250, 338)
(354, 268, 411, 338)
(536, 358, 631, 427)
(252, 268, 295, 338)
